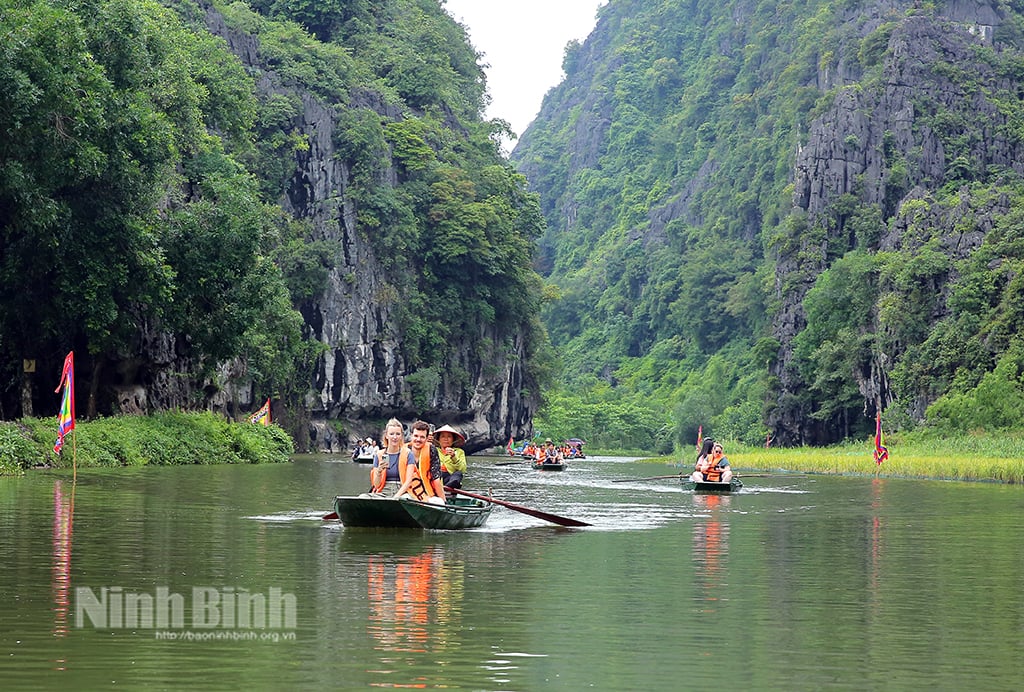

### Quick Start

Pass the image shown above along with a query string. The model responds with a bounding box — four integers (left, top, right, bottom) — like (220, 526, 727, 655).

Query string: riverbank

(642, 434, 1024, 484)
(0, 411, 293, 476)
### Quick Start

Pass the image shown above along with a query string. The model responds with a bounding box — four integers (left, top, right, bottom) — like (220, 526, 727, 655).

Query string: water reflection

(692, 493, 730, 611)
(365, 545, 465, 682)
(51, 479, 76, 672)
(52, 479, 75, 639)
(869, 477, 884, 614)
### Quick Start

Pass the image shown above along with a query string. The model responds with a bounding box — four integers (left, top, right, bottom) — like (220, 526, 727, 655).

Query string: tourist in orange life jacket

(394, 420, 446, 503)
(541, 438, 563, 462)
(691, 439, 732, 483)
(370, 418, 417, 495)
(434, 424, 467, 489)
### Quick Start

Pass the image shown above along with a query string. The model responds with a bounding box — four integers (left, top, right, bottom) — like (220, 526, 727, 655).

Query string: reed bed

(647, 434, 1024, 484)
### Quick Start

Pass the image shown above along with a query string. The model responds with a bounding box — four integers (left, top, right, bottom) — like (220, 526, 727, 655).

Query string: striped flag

(250, 398, 271, 426)
(873, 412, 889, 465)
(54, 352, 75, 454)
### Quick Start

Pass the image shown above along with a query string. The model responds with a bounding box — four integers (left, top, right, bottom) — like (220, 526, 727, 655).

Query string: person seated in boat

(370, 418, 417, 495)
(692, 440, 732, 483)
(434, 424, 467, 490)
(395, 420, 447, 503)
(541, 438, 563, 463)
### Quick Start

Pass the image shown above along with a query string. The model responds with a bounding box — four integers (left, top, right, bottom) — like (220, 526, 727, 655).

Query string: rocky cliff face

(200, 7, 537, 452)
(769, 3, 1020, 443)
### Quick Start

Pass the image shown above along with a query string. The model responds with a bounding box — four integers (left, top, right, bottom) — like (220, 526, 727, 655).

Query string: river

(1, 455, 1022, 690)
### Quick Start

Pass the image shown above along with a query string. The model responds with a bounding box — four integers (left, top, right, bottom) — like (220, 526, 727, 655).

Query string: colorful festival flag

(696, 425, 703, 452)
(54, 351, 75, 455)
(250, 398, 271, 426)
(873, 412, 889, 465)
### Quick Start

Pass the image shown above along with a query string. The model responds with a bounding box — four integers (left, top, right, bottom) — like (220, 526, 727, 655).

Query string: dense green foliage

(0, 0, 310, 416)
(518, 0, 1024, 450)
(0, 411, 293, 473)
(0, 0, 550, 433)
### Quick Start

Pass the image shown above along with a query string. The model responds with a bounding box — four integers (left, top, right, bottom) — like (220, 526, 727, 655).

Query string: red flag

(873, 412, 889, 465)
(695, 425, 703, 452)
(54, 352, 75, 454)
(250, 398, 271, 426)
(506, 436, 514, 456)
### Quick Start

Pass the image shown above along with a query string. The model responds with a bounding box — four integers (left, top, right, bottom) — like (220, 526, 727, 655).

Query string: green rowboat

(332, 494, 492, 529)
(681, 477, 744, 493)
(532, 460, 566, 471)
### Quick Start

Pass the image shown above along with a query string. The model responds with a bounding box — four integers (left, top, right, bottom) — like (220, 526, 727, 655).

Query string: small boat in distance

(332, 494, 493, 529)
(351, 438, 378, 463)
(681, 477, 744, 493)
(533, 460, 566, 471)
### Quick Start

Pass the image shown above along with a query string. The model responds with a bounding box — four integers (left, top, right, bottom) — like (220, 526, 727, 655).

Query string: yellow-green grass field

(641, 434, 1024, 484)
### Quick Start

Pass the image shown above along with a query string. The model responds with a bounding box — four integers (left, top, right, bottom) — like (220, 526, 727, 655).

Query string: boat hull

(333, 496, 421, 527)
(400, 497, 492, 529)
(332, 495, 492, 529)
(681, 478, 744, 493)
(532, 461, 566, 471)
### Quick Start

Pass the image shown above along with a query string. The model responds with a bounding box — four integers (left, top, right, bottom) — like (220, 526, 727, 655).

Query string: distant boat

(332, 495, 493, 529)
(351, 445, 377, 463)
(532, 460, 566, 471)
(681, 477, 743, 493)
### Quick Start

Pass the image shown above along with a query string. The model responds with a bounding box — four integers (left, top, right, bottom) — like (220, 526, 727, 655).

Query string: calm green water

(2, 455, 1023, 690)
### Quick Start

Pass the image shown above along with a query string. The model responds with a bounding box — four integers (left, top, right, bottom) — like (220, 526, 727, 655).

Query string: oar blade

(447, 487, 590, 527)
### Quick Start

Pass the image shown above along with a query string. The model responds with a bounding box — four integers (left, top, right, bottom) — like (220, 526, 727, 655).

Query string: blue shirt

(375, 448, 416, 481)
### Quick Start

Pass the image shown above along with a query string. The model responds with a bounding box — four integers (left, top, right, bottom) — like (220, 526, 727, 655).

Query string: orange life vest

(412, 443, 440, 498)
(371, 446, 417, 492)
(703, 453, 725, 482)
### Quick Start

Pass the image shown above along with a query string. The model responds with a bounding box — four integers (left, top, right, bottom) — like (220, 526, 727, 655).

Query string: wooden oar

(446, 487, 591, 527)
(611, 474, 683, 483)
(494, 459, 529, 466)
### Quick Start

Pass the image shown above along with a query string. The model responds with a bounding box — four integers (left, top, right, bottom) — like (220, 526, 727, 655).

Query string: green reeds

(649, 432, 1024, 484)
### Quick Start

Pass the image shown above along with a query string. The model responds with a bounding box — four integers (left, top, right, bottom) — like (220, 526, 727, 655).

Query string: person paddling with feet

(434, 424, 468, 489)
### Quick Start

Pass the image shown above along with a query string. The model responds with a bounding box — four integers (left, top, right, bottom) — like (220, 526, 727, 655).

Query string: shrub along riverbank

(644, 432, 1024, 484)
(0, 411, 294, 476)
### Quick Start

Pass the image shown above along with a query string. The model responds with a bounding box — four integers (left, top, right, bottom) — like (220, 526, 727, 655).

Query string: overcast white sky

(443, 0, 606, 141)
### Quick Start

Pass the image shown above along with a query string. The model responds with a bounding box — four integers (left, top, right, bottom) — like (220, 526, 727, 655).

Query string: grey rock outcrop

(769, 5, 1019, 443)
(201, 5, 537, 452)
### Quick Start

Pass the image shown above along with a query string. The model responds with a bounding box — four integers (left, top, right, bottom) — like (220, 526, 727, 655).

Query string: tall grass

(647, 431, 1024, 484)
(0, 412, 293, 475)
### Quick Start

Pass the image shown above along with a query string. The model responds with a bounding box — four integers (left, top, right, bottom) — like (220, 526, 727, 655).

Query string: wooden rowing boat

(332, 495, 492, 529)
(532, 460, 566, 471)
(681, 477, 744, 493)
(400, 496, 493, 529)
